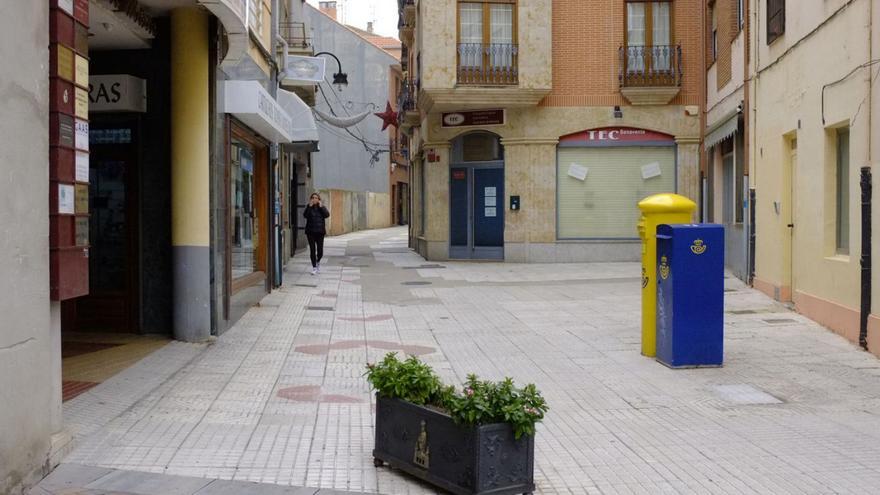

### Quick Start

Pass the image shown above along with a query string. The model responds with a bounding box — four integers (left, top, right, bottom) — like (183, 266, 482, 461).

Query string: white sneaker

(311, 267, 317, 275)
(316, 262, 321, 273)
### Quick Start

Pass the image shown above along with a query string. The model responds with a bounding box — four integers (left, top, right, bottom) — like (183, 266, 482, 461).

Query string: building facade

(307, 3, 400, 235)
(400, 0, 704, 263)
(749, 0, 880, 354)
(704, 0, 751, 282)
(1, 1, 319, 492)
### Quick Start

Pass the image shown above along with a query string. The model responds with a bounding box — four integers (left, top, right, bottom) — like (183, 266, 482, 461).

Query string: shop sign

(74, 119, 89, 151)
(559, 127, 676, 146)
(75, 23, 89, 54)
(89, 74, 147, 113)
(75, 217, 89, 246)
(222, 80, 294, 142)
(56, 44, 74, 81)
(441, 109, 505, 128)
(57, 113, 75, 148)
(75, 87, 88, 118)
(58, 184, 75, 214)
(75, 151, 89, 183)
(56, 0, 73, 16)
(75, 184, 89, 214)
(73, 0, 88, 26)
(75, 55, 88, 88)
(283, 55, 327, 84)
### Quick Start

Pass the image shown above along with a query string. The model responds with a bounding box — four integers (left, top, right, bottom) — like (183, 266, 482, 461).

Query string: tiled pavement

(53, 226, 880, 494)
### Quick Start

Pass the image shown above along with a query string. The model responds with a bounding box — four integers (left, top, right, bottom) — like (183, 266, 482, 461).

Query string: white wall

(0, 2, 62, 493)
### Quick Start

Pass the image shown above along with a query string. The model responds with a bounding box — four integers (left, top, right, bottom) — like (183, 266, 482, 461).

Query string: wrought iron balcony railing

(397, 79, 418, 127)
(618, 44, 682, 87)
(280, 22, 311, 50)
(457, 43, 518, 86)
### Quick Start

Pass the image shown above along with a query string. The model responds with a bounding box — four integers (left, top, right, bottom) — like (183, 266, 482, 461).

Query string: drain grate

(307, 306, 335, 311)
(402, 264, 447, 270)
(713, 384, 783, 405)
(763, 318, 797, 324)
(402, 281, 432, 286)
(295, 283, 318, 288)
(728, 309, 757, 315)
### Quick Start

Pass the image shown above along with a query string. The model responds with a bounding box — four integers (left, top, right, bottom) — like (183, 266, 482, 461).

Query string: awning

(221, 81, 293, 143)
(277, 89, 320, 147)
(199, 0, 248, 70)
(704, 111, 740, 150)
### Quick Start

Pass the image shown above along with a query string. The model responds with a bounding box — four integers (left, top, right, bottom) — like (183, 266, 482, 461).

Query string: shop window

(836, 128, 850, 254)
(557, 146, 676, 239)
(767, 0, 785, 44)
(231, 138, 258, 279)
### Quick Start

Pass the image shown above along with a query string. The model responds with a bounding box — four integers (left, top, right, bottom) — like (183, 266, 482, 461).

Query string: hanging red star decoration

(374, 102, 398, 131)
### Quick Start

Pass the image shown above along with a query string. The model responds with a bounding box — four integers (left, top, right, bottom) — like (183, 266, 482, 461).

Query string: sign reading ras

(88, 74, 147, 113)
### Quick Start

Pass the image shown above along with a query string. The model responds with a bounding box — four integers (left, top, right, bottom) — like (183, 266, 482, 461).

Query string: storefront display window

(231, 138, 258, 279)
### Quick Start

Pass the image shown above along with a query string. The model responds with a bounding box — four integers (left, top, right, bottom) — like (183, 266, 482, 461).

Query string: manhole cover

(713, 384, 783, 405)
(402, 281, 432, 286)
(307, 306, 335, 311)
(728, 309, 757, 314)
(763, 318, 797, 324)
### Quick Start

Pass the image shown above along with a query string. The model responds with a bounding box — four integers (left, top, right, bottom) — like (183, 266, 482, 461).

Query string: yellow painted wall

(170, 8, 210, 247)
(750, 0, 870, 337)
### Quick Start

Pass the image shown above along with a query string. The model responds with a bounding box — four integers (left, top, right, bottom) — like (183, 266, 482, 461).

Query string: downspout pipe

(861, 167, 872, 350)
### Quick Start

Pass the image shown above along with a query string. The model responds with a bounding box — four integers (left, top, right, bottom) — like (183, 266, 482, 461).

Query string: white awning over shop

(222, 80, 293, 143)
(704, 111, 740, 150)
(277, 89, 320, 145)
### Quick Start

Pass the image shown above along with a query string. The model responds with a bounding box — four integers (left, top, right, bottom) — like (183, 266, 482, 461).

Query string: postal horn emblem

(659, 256, 670, 280)
(413, 420, 430, 469)
(690, 239, 707, 255)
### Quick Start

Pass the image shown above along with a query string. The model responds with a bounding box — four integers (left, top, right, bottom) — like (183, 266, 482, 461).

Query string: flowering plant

(366, 353, 548, 439)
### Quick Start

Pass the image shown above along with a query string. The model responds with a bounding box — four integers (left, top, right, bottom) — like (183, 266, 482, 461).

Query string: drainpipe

(861, 167, 872, 350)
(862, 0, 874, 350)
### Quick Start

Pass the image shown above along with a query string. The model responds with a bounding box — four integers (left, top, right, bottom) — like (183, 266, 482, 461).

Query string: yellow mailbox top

(637, 193, 697, 214)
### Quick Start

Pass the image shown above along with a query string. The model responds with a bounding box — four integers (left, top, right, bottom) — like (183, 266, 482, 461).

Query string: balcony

(457, 43, 518, 86)
(280, 22, 312, 53)
(397, 79, 420, 132)
(618, 45, 682, 105)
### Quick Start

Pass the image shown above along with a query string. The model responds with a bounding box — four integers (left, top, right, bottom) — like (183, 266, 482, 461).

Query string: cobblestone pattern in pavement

(64, 227, 880, 494)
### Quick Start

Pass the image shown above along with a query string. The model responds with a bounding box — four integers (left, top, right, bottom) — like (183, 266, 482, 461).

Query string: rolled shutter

(557, 147, 676, 239)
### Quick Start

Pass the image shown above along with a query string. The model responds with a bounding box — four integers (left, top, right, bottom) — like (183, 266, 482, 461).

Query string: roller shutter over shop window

(557, 146, 675, 239)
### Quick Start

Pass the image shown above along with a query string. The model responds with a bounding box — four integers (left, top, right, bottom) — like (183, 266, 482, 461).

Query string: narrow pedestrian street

(49, 227, 880, 494)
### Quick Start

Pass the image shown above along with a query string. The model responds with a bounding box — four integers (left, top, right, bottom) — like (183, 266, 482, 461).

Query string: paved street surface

(51, 227, 880, 494)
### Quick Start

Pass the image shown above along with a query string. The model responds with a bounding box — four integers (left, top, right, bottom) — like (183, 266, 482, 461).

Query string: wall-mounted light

(315, 51, 348, 91)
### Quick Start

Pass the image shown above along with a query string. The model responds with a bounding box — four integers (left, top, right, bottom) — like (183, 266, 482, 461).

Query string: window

(767, 0, 785, 44)
(625, 1, 672, 73)
(711, 5, 718, 61)
(836, 128, 850, 254)
(457, 1, 517, 84)
(231, 138, 258, 279)
(738, 0, 744, 31)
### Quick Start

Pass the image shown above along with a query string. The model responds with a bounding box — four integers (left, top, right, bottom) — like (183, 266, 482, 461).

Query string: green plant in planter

(366, 353, 548, 439)
(365, 352, 446, 405)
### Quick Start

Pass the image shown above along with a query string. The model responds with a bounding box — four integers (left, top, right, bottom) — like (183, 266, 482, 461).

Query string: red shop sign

(559, 127, 675, 146)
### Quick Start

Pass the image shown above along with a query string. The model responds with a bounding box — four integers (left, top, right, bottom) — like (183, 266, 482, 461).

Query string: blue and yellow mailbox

(656, 224, 724, 368)
(637, 194, 696, 357)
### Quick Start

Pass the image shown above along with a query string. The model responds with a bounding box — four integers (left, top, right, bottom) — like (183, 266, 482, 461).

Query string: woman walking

(303, 192, 330, 275)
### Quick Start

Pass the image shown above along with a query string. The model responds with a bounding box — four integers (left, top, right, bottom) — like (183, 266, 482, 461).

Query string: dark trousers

(306, 232, 324, 267)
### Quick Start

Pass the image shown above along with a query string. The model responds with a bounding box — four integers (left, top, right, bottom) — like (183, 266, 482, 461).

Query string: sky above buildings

(306, 0, 400, 39)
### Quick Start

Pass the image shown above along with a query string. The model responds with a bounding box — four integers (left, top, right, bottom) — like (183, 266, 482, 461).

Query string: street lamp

(315, 51, 348, 91)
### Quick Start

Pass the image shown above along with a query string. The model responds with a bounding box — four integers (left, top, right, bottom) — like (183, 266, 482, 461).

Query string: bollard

(637, 194, 696, 357)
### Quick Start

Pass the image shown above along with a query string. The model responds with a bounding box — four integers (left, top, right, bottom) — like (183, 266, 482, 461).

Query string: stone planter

(372, 395, 535, 495)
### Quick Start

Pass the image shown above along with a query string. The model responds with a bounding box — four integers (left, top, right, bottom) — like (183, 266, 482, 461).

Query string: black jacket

(303, 204, 330, 235)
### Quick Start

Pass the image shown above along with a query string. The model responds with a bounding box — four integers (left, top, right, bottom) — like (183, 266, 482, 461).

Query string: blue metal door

(450, 168, 469, 247)
(473, 168, 504, 248)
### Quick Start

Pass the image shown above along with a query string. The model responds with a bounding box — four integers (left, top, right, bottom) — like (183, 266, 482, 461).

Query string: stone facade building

(399, 0, 704, 262)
